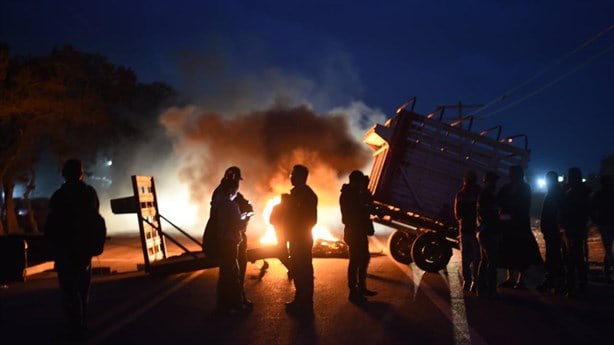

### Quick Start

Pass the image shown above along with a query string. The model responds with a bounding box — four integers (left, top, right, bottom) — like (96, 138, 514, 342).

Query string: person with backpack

(45, 158, 105, 334)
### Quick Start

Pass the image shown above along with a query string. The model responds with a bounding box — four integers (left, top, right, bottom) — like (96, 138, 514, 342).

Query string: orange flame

(259, 196, 339, 245)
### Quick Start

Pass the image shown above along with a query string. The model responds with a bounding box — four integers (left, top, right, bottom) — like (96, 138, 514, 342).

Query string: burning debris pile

(312, 239, 348, 258)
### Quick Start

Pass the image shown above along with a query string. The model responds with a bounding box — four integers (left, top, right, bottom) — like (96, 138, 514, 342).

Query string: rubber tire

(388, 230, 416, 264)
(411, 231, 452, 273)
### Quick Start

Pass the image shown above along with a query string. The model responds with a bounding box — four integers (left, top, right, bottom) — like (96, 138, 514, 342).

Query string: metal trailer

(364, 98, 530, 272)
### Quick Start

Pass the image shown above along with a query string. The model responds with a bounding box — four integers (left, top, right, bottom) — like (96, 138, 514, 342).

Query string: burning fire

(259, 196, 339, 245)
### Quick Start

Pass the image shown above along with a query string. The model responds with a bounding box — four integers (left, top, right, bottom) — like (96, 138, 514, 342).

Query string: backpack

(201, 216, 220, 259)
(89, 212, 107, 256)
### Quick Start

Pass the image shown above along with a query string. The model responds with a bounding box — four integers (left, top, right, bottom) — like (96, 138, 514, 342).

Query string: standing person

(454, 170, 482, 292)
(340, 171, 377, 304)
(476, 171, 500, 298)
(211, 166, 253, 309)
(590, 174, 614, 280)
(537, 171, 565, 293)
(45, 158, 103, 333)
(285, 164, 318, 310)
(497, 165, 542, 289)
(210, 178, 245, 315)
(269, 193, 293, 278)
(560, 167, 592, 298)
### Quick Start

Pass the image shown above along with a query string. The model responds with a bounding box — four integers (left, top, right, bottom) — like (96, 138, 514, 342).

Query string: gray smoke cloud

(160, 102, 376, 226)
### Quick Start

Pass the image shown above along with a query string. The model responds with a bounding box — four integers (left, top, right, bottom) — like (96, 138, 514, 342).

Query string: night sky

(2, 0, 613, 181)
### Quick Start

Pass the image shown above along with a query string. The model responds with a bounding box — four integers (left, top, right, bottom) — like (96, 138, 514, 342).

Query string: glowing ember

(259, 196, 340, 245)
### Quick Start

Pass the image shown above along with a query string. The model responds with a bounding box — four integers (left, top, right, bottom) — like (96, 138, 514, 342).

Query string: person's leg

(599, 224, 614, 278)
(293, 239, 314, 305)
(237, 233, 252, 306)
(56, 258, 82, 329)
(216, 242, 241, 312)
(347, 243, 366, 303)
(356, 238, 376, 296)
(541, 230, 558, 289)
(476, 232, 488, 296)
(460, 233, 473, 290)
(76, 262, 92, 328)
(486, 235, 500, 297)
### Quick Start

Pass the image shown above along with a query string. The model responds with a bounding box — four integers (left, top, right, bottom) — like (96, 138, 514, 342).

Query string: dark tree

(0, 45, 175, 234)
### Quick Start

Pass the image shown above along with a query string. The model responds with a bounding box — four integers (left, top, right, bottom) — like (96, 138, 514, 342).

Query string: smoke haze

(160, 102, 379, 234)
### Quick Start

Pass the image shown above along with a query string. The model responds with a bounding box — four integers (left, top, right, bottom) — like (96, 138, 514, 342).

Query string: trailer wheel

(411, 232, 452, 273)
(388, 230, 416, 264)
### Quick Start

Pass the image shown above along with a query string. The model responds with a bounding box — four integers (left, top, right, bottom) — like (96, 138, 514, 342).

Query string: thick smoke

(160, 102, 375, 234)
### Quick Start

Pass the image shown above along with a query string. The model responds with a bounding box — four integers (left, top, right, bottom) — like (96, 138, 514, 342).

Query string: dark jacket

(45, 180, 100, 264)
(477, 187, 499, 232)
(560, 183, 592, 236)
(210, 192, 243, 244)
(590, 186, 614, 226)
(287, 184, 318, 241)
(340, 183, 375, 244)
(540, 182, 564, 233)
(497, 181, 531, 230)
(454, 183, 482, 234)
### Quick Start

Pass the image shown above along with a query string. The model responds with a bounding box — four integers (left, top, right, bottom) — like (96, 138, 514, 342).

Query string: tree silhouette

(0, 45, 175, 234)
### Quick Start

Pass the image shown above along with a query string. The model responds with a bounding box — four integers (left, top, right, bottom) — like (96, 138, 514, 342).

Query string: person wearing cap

(210, 166, 254, 310)
(45, 158, 101, 333)
(285, 164, 318, 310)
(454, 170, 482, 293)
(210, 178, 245, 315)
(476, 171, 501, 298)
(340, 170, 377, 304)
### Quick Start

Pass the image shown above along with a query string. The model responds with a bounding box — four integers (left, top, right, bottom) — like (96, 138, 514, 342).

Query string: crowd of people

(44, 157, 613, 332)
(455, 165, 614, 299)
(203, 164, 381, 314)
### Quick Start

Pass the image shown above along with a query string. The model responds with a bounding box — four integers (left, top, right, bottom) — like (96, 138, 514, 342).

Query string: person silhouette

(476, 171, 500, 298)
(454, 170, 482, 292)
(210, 166, 253, 310)
(210, 178, 245, 315)
(284, 165, 318, 311)
(340, 170, 377, 304)
(269, 193, 293, 278)
(45, 158, 101, 333)
(497, 165, 542, 289)
(590, 174, 614, 280)
(560, 167, 592, 298)
(537, 171, 565, 293)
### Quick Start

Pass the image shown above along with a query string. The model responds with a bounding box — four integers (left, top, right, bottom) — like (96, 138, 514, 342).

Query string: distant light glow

(558, 176, 564, 183)
(537, 178, 546, 190)
(106, 160, 113, 166)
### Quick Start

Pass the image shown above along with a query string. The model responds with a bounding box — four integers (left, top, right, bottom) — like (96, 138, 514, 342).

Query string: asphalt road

(1, 232, 612, 345)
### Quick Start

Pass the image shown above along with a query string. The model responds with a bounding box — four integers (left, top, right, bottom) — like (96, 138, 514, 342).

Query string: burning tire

(388, 230, 416, 264)
(411, 231, 452, 273)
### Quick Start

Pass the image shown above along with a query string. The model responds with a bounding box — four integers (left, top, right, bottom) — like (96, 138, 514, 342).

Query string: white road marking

(370, 236, 489, 345)
(88, 270, 202, 345)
